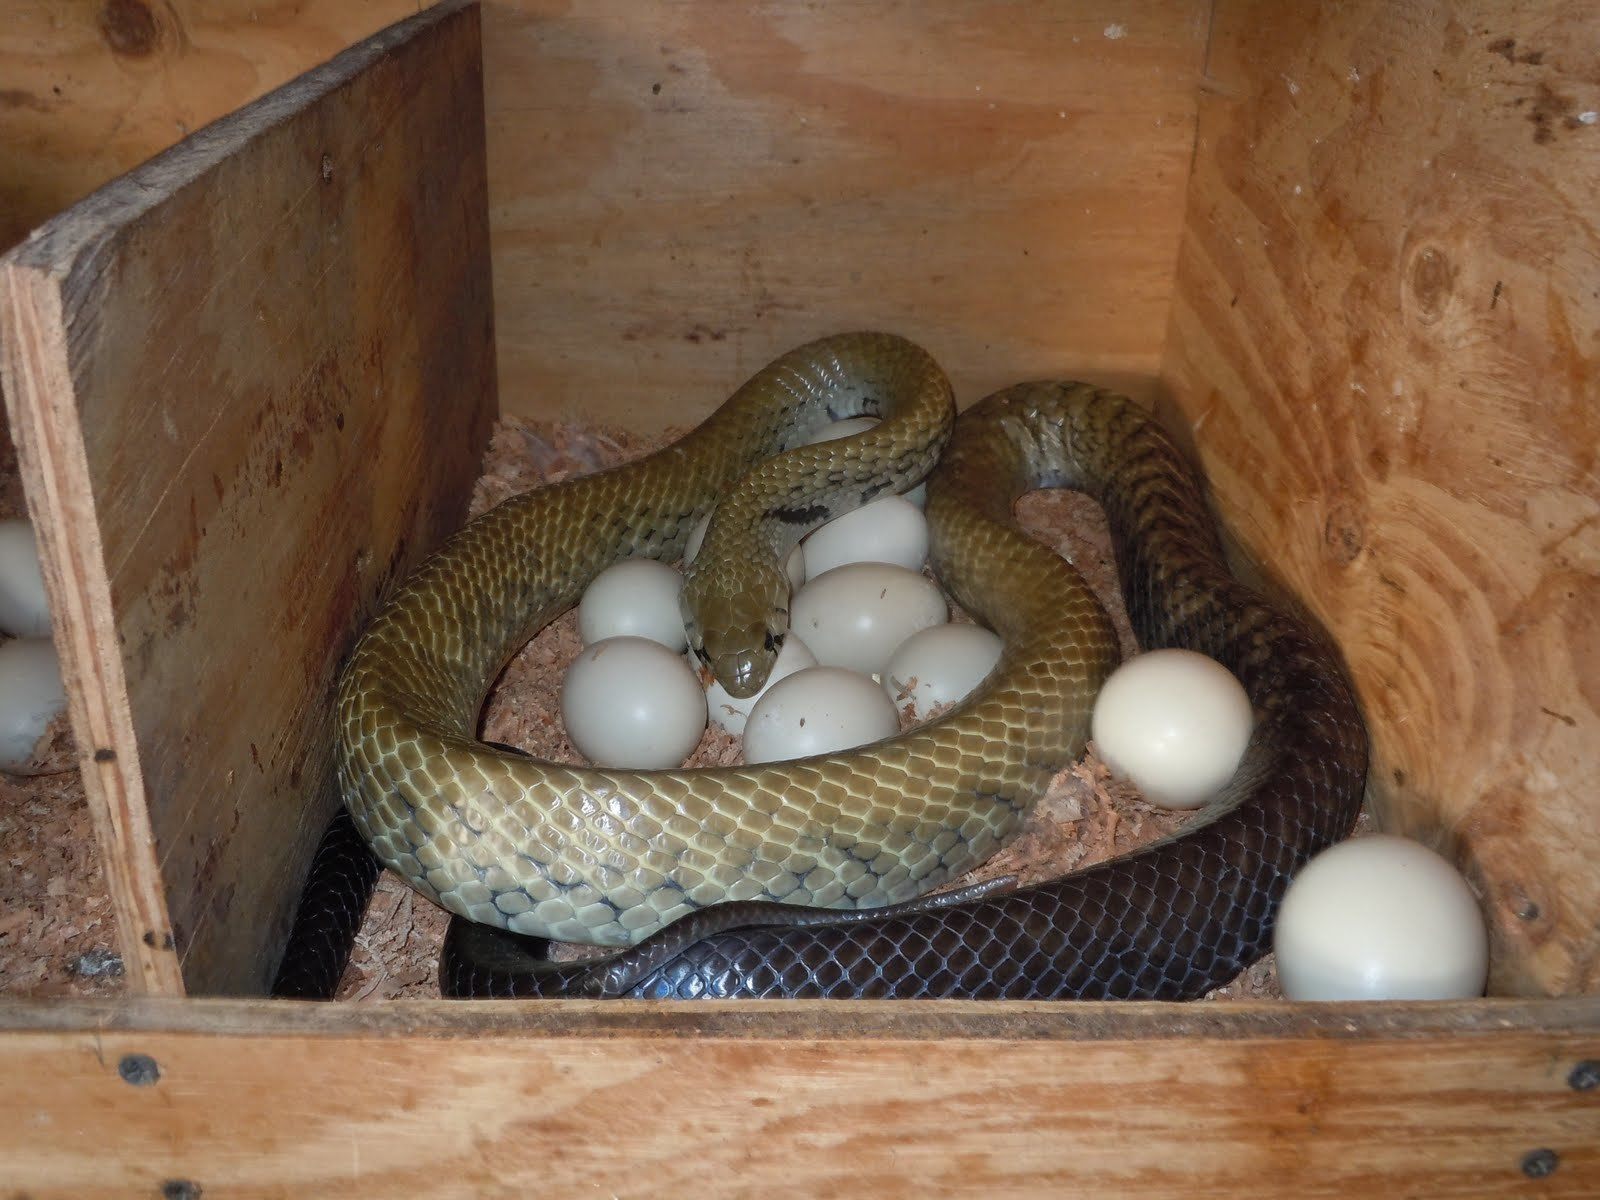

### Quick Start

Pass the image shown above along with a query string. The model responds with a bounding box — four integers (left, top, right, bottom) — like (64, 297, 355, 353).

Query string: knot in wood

(97, 0, 161, 58)
(1407, 245, 1455, 325)
(117, 1052, 161, 1086)
(1521, 1148, 1559, 1179)
(1322, 494, 1366, 565)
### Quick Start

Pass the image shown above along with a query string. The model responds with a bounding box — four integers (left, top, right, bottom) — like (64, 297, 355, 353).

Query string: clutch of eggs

(564, 520, 982, 765)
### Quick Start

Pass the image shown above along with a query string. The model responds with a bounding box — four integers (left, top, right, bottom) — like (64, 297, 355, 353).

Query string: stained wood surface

(0, 2, 495, 995)
(0, 0, 1210, 425)
(0, 996, 1596, 1197)
(1160, 0, 1600, 997)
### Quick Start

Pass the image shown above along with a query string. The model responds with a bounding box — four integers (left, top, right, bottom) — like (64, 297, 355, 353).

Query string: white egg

(802, 496, 929, 580)
(0, 638, 67, 773)
(683, 514, 805, 593)
(790, 563, 948, 677)
(743, 666, 901, 764)
(560, 636, 706, 768)
(882, 624, 1004, 721)
(803, 417, 925, 507)
(1274, 835, 1489, 1001)
(802, 416, 879, 446)
(578, 558, 687, 651)
(1089, 648, 1253, 810)
(697, 634, 818, 736)
(0, 519, 51, 637)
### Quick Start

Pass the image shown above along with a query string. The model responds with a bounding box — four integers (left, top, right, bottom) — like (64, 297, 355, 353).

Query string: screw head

(1568, 1060, 1599, 1092)
(1521, 1148, 1559, 1179)
(117, 1053, 160, 1087)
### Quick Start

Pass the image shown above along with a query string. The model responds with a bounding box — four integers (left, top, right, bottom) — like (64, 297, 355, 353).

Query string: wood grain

(0, 0, 1210, 425)
(0, 2, 495, 996)
(1, 996, 1597, 1197)
(0, 1, 411, 253)
(478, 0, 1206, 427)
(1160, 0, 1600, 997)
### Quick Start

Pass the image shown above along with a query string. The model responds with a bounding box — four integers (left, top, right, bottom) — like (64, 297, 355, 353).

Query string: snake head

(681, 557, 790, 699)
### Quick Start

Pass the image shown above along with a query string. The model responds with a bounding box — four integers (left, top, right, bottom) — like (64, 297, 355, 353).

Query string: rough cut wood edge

(1158, 0, 1600, 996)
(0, 271, 180, 995)
(0, 997, 1595, 1197)
(0, 0, 494, 996)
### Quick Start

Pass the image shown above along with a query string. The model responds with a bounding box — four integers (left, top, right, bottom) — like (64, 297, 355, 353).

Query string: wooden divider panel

(1, 997, 1597, 1198)
(1160, 0, 1600, 995)
(0, 2, 495, 995)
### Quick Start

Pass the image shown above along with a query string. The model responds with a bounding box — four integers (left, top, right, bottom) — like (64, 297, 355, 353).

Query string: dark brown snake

(277, 334, 1367, 1001)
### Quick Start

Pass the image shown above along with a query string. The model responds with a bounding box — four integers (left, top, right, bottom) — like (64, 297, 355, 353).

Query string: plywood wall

(1162, 0, 1600, 997)
(1, 0, 1210, 426)
(1, 4, 495, 994)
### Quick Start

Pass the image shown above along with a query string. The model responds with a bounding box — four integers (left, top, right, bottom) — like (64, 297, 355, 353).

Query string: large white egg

(560, 636, 706, 768)
(790, 563, 948, 677)
(1274, 835, 1489, 1001)
(882, 624, 1003, 721)
(0, 638, 67, 773)
(803, 417, 925, 507)
(1089, 648, 1253, 810)
(683, 514, 805, 593)
(743, 666, 901, 764)
(0, 519, 51, 637)
(802, 496, 928, 580)
(698, 633, 818, 735)
(578, 558, 687, 651)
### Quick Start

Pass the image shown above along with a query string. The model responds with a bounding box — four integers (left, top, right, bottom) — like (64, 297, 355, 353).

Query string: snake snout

(704, 635, 781, 699)
(683, 558, 791, 698)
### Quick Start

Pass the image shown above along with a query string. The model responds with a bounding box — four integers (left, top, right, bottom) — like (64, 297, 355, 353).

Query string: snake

(320, 330, 1368, 1001)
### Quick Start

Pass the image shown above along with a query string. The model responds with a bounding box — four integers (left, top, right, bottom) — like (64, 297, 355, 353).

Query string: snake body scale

(313, 331, 1367, 1001)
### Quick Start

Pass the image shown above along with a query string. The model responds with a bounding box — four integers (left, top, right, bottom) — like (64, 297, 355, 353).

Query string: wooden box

(0, 2, 1596, 1194)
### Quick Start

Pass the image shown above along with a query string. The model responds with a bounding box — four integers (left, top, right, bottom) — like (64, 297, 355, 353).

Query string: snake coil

(278, 334, 1367, 1000)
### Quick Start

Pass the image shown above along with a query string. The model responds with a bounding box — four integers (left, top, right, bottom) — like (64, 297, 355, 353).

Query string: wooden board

(0, 2, 495, 996)
(0, 1, 413, 253)
(1159, 0, 1600, 997)
(1, 996, 1597, 1197)
(0, 0, 1211, 426)
(476, 0, 1206, 427)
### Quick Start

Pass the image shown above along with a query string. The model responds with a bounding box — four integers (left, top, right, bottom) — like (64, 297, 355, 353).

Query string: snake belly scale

(336, 332, 1121, 949)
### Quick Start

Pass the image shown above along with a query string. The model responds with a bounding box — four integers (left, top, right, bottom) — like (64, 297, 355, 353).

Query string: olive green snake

(336, 331, 1118, 945)
(330, 331, 1366, 999)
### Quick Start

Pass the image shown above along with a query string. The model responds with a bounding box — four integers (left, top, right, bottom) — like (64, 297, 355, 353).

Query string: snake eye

(763, 630, 782, 654)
